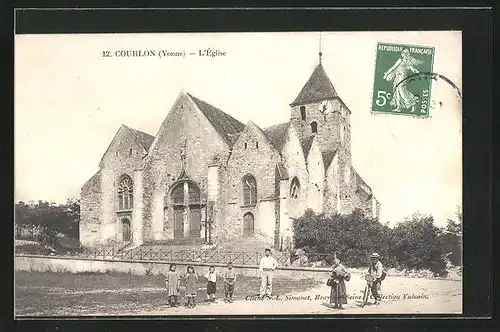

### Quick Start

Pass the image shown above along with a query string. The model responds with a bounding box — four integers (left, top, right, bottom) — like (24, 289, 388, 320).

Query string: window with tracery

(118, 176, 133, 210)
(172, 184, 185, 205)
(242, 174, 257, 206)
(188, 183, 200, 204)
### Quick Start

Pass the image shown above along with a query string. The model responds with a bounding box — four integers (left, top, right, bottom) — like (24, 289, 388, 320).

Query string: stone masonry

(80, 54, 380, 248)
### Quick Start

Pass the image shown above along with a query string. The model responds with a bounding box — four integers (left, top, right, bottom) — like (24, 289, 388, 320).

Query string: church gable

(280, 125, 309, 218)
(145, 91, 232, 186)
(98, 125, 151, 168)
(230, 121, 280, 160)
(227, 121, 281, 202)
(305, 136, 325, 213)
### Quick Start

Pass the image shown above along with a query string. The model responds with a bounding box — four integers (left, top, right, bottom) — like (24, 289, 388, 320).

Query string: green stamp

(372, 42, 435, 117)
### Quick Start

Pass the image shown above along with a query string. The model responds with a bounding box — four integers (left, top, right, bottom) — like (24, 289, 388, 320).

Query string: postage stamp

(372, 43, 435, 117)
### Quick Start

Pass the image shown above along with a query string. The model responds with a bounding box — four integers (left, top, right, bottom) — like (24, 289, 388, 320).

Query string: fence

(63, 246, 336, 267)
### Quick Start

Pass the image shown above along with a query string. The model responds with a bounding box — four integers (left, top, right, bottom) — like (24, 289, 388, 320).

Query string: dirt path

(134, 275, 462, 315)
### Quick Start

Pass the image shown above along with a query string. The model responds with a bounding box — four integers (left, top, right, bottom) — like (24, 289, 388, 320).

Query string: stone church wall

(280, 126, 309, 219)
(226, 124, 281, 240)
(80, 171, 102, 246)
(91, 127, 147, 245)
(141, 94, 230, 242)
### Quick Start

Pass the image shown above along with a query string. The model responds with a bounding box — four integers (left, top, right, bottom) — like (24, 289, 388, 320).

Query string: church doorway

(170, 181, 202, 239)
(243, 212, 254, 237)
(122, 219, 131, 242)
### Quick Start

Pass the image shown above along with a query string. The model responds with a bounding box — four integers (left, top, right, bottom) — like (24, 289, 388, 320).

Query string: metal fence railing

(56, 246, 336, 268)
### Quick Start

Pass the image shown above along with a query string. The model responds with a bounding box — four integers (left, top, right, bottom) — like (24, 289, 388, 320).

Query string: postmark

(372, 43, 435, 117)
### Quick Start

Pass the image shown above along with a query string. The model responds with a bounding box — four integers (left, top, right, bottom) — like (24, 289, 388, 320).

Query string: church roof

(300, 135, 315, 159)
(352, 167, 373, 197)
(123, 125, 155, 152)
(290, 63, 338, 106)
(322, 149, 338, 169)
(82, 169, 101, 192)
(263, 122, 290, 152)
(188, 93, 245, 146)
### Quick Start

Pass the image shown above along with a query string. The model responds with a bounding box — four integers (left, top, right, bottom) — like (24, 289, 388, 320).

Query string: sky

(14, 31, 462, 227)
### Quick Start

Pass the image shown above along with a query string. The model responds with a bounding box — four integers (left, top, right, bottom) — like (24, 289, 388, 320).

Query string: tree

(440, 205, 462, 266)
(14, 199, 81, 245)
(389, 213, 447, 275)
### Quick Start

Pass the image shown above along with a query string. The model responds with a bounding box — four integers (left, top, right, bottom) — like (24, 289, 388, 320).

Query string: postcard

(15, 31, 462, 316)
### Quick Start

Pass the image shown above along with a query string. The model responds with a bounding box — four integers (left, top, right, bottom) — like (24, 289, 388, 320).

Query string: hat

(370, 253, 380, 258)
(265, 248, 271, 252)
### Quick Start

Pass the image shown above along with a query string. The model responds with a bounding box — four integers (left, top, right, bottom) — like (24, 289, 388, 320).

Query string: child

(224, 262, 236, 302)
(165, 263, 180, 307)
(205, 265, 217, 302)
(184, 266, 198, 308)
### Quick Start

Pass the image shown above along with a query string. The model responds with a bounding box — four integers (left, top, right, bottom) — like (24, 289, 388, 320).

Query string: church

(80, 51, 381, 249)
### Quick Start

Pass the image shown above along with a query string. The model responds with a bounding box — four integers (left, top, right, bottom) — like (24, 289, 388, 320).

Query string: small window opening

(256, 141, 259, 149)
(129, 148, 133, 156)
(115, 151, 119, 157)
(300, 106, 306, 121)
(311, 121, 318, 134)
(244, 142, 248, 149)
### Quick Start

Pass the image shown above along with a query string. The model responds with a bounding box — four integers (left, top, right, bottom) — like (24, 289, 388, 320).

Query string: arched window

(172, 184, 185, 205)
(300, 106, 306, 121)
(242, 174, 257, 206)
(118, 175, 133, 210)
(311, 121, 318, 134)
(188, 183, 200, 205)
(290, 177, 300, 199)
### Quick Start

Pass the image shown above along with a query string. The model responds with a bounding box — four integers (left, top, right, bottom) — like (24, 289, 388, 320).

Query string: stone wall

(306, 138, 325, 213)
(15, 255, 332, 280)
(226, 122, 281, 240)
(290, 98, 350, 155)
(98, 126, 147, 244)
(80, 170, 102, 246)
(142, 93, 230, 242)
(280, 126, 308, 219)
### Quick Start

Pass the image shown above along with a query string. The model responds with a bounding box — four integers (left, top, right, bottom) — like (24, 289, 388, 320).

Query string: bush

(292, 209, 447, 275)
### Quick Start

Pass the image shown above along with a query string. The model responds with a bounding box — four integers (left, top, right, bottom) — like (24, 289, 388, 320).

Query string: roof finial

(319, 32, 323, 65)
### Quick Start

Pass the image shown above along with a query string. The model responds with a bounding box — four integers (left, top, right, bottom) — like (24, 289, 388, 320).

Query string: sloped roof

(352, 167, 372, 196)
(82, 169, 101, 192)
(187, 93, 245, 146)
(291, 63, 338, 106)
(322, 149, 338, 169)
(263, 122, 289, 152)
(300, 135, 315, 159)
(276, 161, 289, 180)
(123, 125, 155, 152)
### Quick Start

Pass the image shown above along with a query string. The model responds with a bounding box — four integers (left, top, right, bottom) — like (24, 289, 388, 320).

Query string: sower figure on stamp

(328, 257, 351, 309)
(259, 248, 278, 299)
(383, 48, 423, 113)
(368, 253, 384, 305)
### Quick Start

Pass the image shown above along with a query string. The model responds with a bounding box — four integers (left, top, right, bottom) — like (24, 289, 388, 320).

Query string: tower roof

(290, 63, 338, 106)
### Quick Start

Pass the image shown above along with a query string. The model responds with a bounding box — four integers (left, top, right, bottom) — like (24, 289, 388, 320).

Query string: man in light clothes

(368, 252, 383, 304)
(259, 248, 278, 299)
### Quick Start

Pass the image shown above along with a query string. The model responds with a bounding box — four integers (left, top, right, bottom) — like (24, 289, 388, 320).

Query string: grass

(15, 270, 322, 316)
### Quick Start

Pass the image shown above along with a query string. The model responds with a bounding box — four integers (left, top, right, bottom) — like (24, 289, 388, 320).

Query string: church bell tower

(289, 37, 352, 164)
